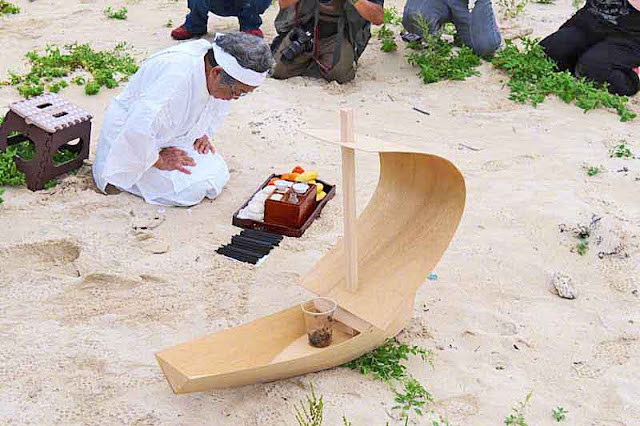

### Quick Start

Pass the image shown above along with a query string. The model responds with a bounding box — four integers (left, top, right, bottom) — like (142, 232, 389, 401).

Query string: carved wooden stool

(0, 94, 92, 191)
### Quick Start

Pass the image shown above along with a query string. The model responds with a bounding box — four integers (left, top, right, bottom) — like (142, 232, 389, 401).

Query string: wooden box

(232, 174, 336, 238)
(265, 184, 317, 229)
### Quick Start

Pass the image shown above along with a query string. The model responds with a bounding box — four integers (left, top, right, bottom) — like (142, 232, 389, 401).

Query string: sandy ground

(1, 0, 639, 425)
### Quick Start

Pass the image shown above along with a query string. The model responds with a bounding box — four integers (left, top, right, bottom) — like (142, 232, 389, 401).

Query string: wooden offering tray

(233, 174, 336, 238)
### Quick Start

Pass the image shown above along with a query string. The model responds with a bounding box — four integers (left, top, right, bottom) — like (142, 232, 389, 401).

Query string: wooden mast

(340, 109, 358, 292)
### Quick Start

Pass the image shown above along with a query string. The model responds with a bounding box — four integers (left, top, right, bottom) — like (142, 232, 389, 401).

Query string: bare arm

(352, 0, 384, 25)
(278, 0, 299, 9)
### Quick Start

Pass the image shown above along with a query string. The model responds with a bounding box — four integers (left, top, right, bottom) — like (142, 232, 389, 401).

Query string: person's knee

(576, 54, 639, 96)
(470, 34, 501, 57)
(324, 64, 356, 84)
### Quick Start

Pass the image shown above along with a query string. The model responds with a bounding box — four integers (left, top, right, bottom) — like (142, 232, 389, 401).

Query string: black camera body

(281, 27, 314, 64)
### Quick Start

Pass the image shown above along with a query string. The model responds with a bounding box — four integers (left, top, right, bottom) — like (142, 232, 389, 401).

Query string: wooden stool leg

(0, 111, 27, 152)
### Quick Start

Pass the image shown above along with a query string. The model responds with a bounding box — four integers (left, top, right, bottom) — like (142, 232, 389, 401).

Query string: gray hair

(214, 32, 274, 74)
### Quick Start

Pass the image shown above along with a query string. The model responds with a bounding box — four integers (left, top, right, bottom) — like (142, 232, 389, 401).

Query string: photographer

(271, 0, 384, 84)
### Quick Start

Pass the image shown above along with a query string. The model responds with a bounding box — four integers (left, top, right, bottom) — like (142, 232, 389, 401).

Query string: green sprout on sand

(383, 6, 403, 25)
(504, 391, 533, 426)
(552, 406, 568, 422)
(585, 166, 601, 176)
(165, 18, 173, 28)
(576, 239, 589, 256)
(294, 385, 324, 426)
(497, 0, 529, 19)
(609, 141, 633, 158)
(492, 38, 636, 122)
(104, 6, 128, 20)
(0, 0, 20, 16)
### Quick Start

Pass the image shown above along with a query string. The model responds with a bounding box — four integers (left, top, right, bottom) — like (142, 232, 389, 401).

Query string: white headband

(212, 34, 268, 87)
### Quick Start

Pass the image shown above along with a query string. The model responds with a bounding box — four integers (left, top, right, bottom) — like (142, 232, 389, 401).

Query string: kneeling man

(93, 33, 273, 206)
(540, 0, 640, 96)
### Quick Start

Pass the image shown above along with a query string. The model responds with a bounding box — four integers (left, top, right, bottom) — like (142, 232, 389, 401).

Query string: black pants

(540, 9, 640, 96)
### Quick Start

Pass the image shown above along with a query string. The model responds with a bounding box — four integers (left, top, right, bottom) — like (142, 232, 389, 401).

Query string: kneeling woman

(541, 0, 640, 96)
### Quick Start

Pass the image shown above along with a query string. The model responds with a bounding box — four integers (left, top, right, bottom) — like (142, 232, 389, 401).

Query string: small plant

(393, 377, 434, 417)
(381, 36, 398, 52)
(552, 406, 568, 422)
(342, 417, 352, 426)
(104, 6, 128, 20)
(71, 76, 86, 85)
(609, 141, 633, 158)
(383, 6, 403, 25)
(497, 0, 528, 19)
(377, 24, 397, 52)
(535, 0, 554, 3)
(165, 18, 173, 28)
(504, 391, 533, 426)
(0, 188, 5, 204)
(573, 0, 585, 9)
(344, 338, 433, 382)
(0, 0, 19, 16)
(493, 38, 637, 122)
(0, 146, 26, 186)
(576, 239, 589, 256)
(294, 385, 324, 426)
(585, 166, 601, 176)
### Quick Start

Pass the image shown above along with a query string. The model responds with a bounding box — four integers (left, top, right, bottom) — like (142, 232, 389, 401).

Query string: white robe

(93, 40, 231, 206)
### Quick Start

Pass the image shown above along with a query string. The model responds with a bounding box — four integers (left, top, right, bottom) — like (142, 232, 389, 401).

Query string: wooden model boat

(155, 111, 466, 393)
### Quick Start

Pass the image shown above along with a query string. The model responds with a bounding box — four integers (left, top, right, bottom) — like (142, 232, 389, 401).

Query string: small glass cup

(301, 297, 337, 348)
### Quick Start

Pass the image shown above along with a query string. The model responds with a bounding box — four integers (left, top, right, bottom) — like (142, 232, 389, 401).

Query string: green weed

(576, 239, 589, 256)
(383, 6, 402, 25)
(344, 338, 433, 382)
(104, 6, 128, 20)
(585, 166, 601, 176)
(505, 391, 533, 426)
(0, 188, 4, 204)
(294, 385, 324, 426)
(344, 338, 434, 419)
(0, 0, 19, 15)
(165, 18, 173, 28)
(4, 43, 138, 98)
(393, 377, 434, 417)
(609, 141, 633, 158)
(497, 0, 528, 19)
(552, 406, 568, 422)
(492, 38, 637, 122)
(535, 0, 554, 3)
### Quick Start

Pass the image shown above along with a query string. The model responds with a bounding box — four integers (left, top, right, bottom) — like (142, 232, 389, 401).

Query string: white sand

(1, 0, 639, 424)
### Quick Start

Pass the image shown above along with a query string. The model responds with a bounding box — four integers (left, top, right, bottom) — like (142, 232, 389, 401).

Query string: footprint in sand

(599, 257, 638, 294)
(574, 336, 638, 379)
(436, 394, 480, 420)
(0, 238, 80, 277)
(46, 273, 177, 325)
(595, 336, 638, 367)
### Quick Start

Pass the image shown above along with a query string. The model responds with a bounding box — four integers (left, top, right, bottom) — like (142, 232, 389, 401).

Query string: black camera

(281, 28, 314, 64)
